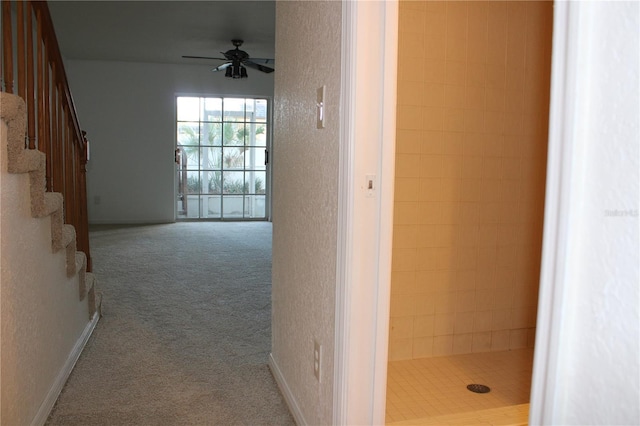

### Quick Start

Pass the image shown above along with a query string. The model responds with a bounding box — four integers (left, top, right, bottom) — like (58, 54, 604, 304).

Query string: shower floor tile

(385, 349, 534, 424)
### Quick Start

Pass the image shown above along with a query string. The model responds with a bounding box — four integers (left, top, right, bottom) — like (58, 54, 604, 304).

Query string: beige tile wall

(390, 0, 553, 361)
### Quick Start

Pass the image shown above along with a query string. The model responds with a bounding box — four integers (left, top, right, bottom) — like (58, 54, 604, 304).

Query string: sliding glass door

(176, 96, 269, 220)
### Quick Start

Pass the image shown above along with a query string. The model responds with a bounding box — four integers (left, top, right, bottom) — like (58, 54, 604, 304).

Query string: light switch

(317, 86, 325, 129)
(366, 174, 376, 198)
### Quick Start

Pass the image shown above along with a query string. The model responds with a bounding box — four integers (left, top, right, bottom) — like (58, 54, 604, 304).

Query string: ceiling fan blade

(182, 55, 227, 60)
(212, 63, 232, 72)
(248, 58, 275, 65)
(243, 60, 274, 74)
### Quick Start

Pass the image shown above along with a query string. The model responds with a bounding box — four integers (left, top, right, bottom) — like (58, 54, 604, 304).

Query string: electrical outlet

(314, 340, 321, 382)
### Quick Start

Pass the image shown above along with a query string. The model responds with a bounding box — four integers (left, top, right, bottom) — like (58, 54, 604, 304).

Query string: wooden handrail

(2, 0, 91, 271)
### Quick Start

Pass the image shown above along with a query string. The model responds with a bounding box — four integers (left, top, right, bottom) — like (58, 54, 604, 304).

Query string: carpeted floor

(46, 222, 295, 426)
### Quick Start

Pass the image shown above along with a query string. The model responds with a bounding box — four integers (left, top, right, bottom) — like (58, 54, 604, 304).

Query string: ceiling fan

(182, 39, 274, 79)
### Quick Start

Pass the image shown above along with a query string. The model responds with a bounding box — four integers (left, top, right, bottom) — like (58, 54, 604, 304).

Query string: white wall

(65, 60, 274, 224)
(531, 1, 639, 424)
(269, 1, 341, 424)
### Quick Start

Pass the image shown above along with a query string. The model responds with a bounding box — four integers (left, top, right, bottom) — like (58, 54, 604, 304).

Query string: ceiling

(48, 1, 275, 66)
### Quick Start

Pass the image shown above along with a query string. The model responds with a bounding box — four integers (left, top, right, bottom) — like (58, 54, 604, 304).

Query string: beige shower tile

(392, 247, 418, 272)
(396, 129, 423, 155)
(391, 318, 415, 342)
(396, 153, 422, 178)
(390, 293, 417, 317)
(395, 178, 421, 203)
(423, 106, 445, 131)
(454, 312, 475, 334)
(509, 329, 528, 350)
(491, 330, 510, 351)
(393, 224, 419, 249)
(391, 270, 417, 295)
(456, 290, 476, 313)
(463, 132, 486, 158)
(472, 331, 492, 353)
(415, 293, 436, 316)
(474, 310, 493, 332)
(444, 108, 465, 132)
(453, 333, 473, 355)
(413, 337, 434, 358)
(414, 315, 435, 337)
(445, 61, 467, 86)
(394, 202, 419, 225)
(434, 313, 456, 336)
(389, 338, 414, 361)
(433, 335, 454, 356)
(475, 289, 494, 311)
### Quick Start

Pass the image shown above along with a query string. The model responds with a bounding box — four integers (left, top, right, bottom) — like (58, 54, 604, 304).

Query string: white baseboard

(269, 353, 307, 426)
(31, 312, 100, 426)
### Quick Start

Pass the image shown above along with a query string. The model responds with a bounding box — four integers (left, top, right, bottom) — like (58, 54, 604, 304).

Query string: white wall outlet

(314, 340, 321, 381)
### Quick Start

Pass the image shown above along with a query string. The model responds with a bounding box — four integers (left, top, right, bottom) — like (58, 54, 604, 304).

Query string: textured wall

(390, 1, 552, 360)
(64, 60, 274, 224)
(1, 112, 92, 425)
(271, 1, 341, 424)
(542, 1, 639, 423)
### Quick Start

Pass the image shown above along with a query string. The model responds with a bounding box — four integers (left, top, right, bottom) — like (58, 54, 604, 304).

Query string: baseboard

(31, 312, 100, 426)
(268, 353, 307, 426)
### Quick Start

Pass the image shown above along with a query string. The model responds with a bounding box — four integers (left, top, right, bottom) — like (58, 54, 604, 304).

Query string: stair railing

(1, 0, 91, 271)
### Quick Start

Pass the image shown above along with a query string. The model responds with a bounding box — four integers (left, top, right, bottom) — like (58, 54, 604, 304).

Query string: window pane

(179, 147, 199, 170)
(223, 98, 246, 122)
(222, 196, 245, 218)
(202, 195, 221, 218)
(202, 122, 222, 146)
(200, 147, 222, 170)
(177, 122, 200, 146)
(202, 170, 222, 194)
(246, 99, 268, 123)
(202, 98, 222, 122)
(246, 123, 267, 147)
(182, 195, 200, 218)
(222, 123, 246, 146)
(177, 97, 200, 121)
(244, 148, 266, 171)
(223, 171, 245, 194)
(185, 171, 200, 194)
(246, 195, 266, 218)
(222, 147, 246, 170)
(246, 171, 266, 194)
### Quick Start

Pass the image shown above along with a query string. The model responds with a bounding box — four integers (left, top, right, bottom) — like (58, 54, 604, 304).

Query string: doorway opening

(176, 96, 270, 220)
(384, 1, 553, 424)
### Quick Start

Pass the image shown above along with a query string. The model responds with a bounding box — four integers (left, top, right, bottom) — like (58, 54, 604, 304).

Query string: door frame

(334, 0, 575, 424)
(333, 1, 398, 423)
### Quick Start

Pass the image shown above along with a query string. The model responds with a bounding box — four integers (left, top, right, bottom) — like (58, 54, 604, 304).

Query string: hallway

(46, 222, 293, 425)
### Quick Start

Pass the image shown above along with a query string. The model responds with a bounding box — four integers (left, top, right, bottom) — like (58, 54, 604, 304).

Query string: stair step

(34, 192, 63, 218)
(76, 252, 87, 299)
(86, 273, 99, 320)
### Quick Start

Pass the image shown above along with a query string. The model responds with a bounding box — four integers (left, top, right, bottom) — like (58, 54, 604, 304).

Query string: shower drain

(467, 384, 491, 393)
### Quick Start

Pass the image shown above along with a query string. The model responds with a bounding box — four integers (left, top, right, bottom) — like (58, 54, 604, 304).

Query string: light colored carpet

(46, 222, 294, 425)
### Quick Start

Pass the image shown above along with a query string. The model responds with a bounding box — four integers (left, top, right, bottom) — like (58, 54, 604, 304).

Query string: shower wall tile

(390, 0, 552, 361)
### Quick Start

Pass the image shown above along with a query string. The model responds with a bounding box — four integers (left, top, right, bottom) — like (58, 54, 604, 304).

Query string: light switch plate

(317, 86, 325, 129)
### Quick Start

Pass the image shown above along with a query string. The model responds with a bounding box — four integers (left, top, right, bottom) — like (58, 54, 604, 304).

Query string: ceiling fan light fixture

(240, 66, 248, 79)
(225, 66, 233, 78)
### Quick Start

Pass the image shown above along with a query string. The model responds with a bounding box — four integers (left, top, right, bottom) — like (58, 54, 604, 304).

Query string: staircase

(1, 1, 101, 424)
(1, 91, 101, 426)
(1, 91, 99, 318)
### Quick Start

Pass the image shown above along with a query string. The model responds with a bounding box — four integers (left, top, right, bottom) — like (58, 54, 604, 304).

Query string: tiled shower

(387, 0, 553, 423)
